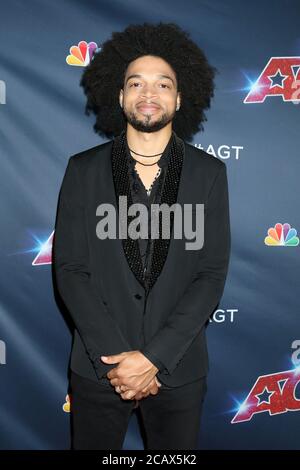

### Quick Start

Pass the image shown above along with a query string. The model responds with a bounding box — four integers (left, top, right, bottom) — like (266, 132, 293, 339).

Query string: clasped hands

(100, 350, 162, 401)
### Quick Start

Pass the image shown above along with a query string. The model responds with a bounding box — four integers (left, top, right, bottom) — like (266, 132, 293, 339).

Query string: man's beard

(123, 107, 176, 133)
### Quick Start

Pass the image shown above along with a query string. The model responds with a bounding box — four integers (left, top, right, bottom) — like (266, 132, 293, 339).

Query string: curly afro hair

(80, 22, 218, 142)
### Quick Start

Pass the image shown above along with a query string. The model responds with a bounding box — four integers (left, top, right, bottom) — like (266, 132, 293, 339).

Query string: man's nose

(140, 85, 157, 98)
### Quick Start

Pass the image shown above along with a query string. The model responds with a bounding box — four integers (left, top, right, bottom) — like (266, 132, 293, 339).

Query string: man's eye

(129, 83, 170, 88)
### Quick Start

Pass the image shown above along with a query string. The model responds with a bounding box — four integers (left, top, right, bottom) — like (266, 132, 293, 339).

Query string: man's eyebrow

(125, 74, 175, 85)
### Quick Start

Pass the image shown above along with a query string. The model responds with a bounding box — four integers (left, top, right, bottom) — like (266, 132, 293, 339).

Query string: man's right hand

(127, 376, 162, 401)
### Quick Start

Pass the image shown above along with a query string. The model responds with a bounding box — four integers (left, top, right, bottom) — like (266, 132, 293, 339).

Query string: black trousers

(70, 370, 207, 450)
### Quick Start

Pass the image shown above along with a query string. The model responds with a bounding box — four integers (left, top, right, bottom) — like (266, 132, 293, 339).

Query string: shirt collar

(124, 130, 175, 169)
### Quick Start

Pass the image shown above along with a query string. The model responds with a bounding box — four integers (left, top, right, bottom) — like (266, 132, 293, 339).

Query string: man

(53, 22, 231, 450)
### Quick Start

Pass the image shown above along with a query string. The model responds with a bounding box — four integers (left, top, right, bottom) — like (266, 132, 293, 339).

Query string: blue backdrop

(0, 0, 299, 450)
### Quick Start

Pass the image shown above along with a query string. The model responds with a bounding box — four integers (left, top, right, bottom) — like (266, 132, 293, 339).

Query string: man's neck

(126, 125, 173, 158)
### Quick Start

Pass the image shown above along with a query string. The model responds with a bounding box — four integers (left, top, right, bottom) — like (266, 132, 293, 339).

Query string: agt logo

(194, 143, 244, 161)
(32, 231, 54, 265)
(244, 56, 300, 103)
(264, 223, 299, 247)
(231, 342, 300, 424)
(66, 41, 100, 66)
(209, 308, 239, 323)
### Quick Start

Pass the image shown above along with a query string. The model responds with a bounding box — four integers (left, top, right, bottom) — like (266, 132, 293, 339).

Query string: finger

(121, 390, 136, 400)
(140, 383, 157, 396)
(110, 379, 119, 387)
(101, 354, 123, 364)
(150, 381, 160, 394)
(115, 384, 129, 393)
(155, 377, 162, 387)
(107, 370, 118, 380)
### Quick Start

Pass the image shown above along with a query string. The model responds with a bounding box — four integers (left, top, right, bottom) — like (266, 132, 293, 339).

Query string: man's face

(119, 55, 180, 133)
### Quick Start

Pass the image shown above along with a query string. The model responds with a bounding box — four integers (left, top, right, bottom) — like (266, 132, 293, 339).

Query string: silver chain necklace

(134, 165, 162, 196)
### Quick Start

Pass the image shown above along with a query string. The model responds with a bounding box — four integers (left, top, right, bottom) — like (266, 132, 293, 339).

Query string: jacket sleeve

(140, 162, 231, 376)
(141, 349, 168, 374)
(52, 156, 132, 380)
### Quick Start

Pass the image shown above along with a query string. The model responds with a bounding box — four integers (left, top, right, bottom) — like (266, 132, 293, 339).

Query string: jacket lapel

(111, 130, 185, 295)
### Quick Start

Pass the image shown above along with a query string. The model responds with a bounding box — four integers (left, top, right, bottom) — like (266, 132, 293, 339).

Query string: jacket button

(102, 300, 107, 305)
(134, 293, 142, 300)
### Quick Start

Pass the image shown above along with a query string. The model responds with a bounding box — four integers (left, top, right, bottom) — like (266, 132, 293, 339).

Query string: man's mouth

(137, 104, 160, 113)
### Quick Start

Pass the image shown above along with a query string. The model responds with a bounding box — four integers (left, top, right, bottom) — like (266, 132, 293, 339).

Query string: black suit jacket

(52, 132, 231, 387)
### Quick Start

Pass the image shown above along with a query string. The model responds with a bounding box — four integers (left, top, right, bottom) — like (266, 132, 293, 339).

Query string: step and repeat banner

(0, 0, 299, 450)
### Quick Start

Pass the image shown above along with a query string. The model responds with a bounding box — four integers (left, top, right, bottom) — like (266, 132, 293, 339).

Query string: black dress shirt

(124, 132, 174, 373)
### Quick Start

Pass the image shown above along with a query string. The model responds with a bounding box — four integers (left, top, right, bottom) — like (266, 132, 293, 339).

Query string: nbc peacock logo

(264, 223, 299, 246)
(66, 41, 99, 66)
(62, 394, 71, 413)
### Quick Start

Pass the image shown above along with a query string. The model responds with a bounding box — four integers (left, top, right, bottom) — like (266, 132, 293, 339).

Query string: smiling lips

(137, 103, 160, 113)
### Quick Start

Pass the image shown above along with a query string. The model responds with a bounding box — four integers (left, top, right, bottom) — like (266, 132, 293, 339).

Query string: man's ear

(119, 89, 123, 108)
(177, 91, 181, 109)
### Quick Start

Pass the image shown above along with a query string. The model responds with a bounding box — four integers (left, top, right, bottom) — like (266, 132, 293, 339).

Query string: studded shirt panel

(110, 129, 184, 295)
(124, 133, 174, 290)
